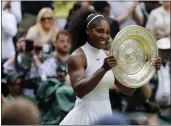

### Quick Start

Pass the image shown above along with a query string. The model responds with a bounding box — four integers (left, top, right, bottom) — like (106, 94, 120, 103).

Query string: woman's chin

(43, 26, 51, 31)
(99, 44, 106, 49)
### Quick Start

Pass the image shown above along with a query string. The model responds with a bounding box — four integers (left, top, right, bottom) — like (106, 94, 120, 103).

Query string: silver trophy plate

(110, 25, 159, 88)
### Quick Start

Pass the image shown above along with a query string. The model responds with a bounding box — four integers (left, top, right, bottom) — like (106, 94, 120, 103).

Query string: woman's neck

(43, 28, 51, 33)
(87, 39, 99, 50)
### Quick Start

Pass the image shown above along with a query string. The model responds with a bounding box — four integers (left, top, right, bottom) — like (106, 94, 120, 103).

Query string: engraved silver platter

(110, 25, 159, 88)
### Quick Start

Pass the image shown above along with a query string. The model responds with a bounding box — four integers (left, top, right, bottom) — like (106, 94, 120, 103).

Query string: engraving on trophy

(125, 50, 137, 64)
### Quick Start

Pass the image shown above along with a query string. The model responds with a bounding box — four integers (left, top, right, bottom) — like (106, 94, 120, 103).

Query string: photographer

(3, 38, 48, 97)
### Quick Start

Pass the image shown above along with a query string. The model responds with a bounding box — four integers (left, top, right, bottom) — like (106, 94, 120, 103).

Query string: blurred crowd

(1, 1, 170, 125)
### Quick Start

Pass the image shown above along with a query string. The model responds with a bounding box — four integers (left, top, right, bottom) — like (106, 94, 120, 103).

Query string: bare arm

(104, 51, 137, 96)
(139, 84, 152, 99)
(114, 79, 136, 96)
(133, 11, 143, 26)
(116, 2, 137, 24)
(116, 12, 130, 24)
(132, 3, 144, 26)
(68, 49, 107, 98)
(6, 56, 15, 68)
(32, 55, 41, 72)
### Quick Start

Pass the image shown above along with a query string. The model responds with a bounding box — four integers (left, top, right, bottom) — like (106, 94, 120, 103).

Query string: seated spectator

(17, 1, 53, 38)
(3, 38, 49, 97)
(93, 1, 120, 39)
(53, 1, 75, 29)
(5, 71, 36, 103)
(146, 1, 170, 40)
(107, 1, 144, 29)
(2, 97, 40, 125)
(39, 30, 72, 85)
(3, 38, 44, 78)
(140, 1, 161, 27)
(26, 8, 60, 54)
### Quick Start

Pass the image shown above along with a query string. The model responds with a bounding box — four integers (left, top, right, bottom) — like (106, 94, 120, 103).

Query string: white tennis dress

(60, 42, 115, 125)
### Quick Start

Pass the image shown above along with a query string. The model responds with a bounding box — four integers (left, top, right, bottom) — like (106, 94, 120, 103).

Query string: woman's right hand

(102, 56, 118, 71)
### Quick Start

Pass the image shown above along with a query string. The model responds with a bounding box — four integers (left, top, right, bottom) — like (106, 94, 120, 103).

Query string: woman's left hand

(151, 57, 162, 70)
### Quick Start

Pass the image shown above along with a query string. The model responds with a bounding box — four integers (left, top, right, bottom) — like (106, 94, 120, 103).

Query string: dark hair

(64, 2, 82, 30)
(93, 1, 110, 13)
(68, 8, 107, 52)
(56, 30, 71, 40)
(6, 71, 24, 86)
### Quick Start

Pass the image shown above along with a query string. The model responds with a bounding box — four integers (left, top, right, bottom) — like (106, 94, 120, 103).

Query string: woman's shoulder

(28, 25, 38, 31)
(26, 25, 39, 38)
(69, 48, 87, 68)
(71, 48, 86, 60)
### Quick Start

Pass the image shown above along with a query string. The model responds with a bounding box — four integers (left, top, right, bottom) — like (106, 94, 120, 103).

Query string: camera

(24, 39, 42, 52)
(24, 39, 34, 52)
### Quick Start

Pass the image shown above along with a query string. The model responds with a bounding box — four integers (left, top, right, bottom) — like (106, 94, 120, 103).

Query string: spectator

(53, 1, 75, 29)
(3, 39, 44, 79)
(155, 38, 171, 124)
(17, 1, 53, 38)
(145, 1, 170, 40)
(2, 97, 40, 125)
(2, 0, 22, 23)
(2, 0, 22, 49)
(2, 1, 17, 61)
(93, 1, 120, 39)
(26, 8, 60, 54)
(140, 1, 161, 27)
(3, 38, 49, 98)
(107, 1, 144, 29)
(39, 30, 72, 85)
(5, 71, 36, 103)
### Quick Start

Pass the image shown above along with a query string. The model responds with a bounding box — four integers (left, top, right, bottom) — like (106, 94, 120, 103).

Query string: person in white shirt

(2, 0, 22, 23)
(107, 1, 144, 29)
(3, 38, 47, 98)
(2, 1, 17, 60)
(146, 1, 170, 40)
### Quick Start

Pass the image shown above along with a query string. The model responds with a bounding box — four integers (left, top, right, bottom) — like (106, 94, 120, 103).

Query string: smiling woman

(59, 8, 132, 125)
(58, 8, 162, 125)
